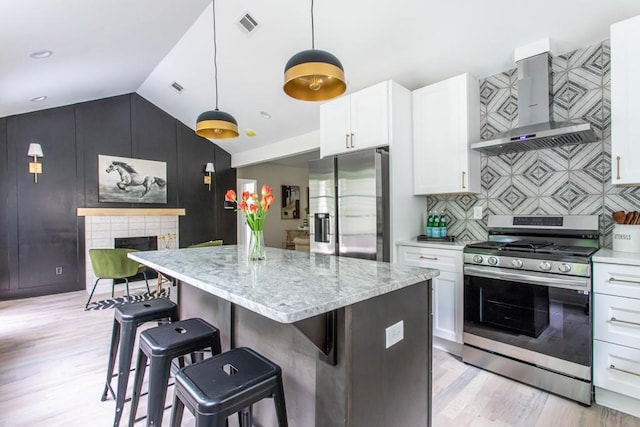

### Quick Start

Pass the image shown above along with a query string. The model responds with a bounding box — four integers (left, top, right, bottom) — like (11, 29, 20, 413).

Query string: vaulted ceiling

(3, 0, 640, 163)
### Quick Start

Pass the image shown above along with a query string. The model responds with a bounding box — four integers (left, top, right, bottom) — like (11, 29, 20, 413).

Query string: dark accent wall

(0, 117, 8, 292)
(0, 93, 236, 300)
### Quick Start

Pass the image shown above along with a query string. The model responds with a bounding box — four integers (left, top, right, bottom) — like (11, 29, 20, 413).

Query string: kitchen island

(130, 245, 438, 426)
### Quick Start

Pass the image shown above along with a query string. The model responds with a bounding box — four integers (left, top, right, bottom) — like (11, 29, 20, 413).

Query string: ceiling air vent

(170, 81, 184, 93)
(237, 12, 260, 35)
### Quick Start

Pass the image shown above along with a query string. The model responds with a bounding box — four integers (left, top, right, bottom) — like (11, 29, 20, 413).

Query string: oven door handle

(463, 265, 590, 291)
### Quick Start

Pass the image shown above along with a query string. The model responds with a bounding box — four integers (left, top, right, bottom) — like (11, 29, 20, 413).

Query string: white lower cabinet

(593, 257, 640, 418)
(397, 243, 463, 356)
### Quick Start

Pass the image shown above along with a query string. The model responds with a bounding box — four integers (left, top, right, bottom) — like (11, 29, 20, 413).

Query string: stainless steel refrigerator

(309, 148, 390, 261)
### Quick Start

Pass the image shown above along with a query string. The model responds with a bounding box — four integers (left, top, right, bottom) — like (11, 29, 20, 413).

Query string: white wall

(237, 164, 309, 249)
(232, 130, 319, 168)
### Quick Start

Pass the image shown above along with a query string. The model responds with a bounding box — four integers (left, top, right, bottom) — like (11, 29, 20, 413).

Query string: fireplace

(79, 211, 180, 293)
(114, 236, 158, 283)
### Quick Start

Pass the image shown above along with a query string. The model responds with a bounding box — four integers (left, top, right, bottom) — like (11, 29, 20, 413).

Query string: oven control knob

(487, 257, 498, 266)
(472, 255, 483, 264)
(539, 261, 552, 272)
(558, 263, 572, 273)
(511, 259, 523, 269)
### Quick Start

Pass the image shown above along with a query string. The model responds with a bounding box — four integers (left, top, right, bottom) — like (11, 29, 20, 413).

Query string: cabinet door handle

(610, 364, 640, 377)
(462, 171, 466, 189)
(616, 156, 621, 180)
(609, 276, 640, 285)
(610, 316, 640, 327)
(420, 256, 438, 261)
(350, 133, 355, 148)
(345, 134, 350, 149)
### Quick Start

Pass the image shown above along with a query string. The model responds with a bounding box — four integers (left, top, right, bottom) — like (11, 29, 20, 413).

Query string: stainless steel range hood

(470, 52, 598, 156)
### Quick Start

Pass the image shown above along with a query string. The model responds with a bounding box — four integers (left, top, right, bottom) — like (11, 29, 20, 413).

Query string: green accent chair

(85, 248, 150, 309)
(188, 240, 223, 248)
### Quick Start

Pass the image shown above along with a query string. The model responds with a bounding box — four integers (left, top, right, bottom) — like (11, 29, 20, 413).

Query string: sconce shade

(196, 109, 239, 139)
(27, 143, 44, 157)
(284, 49, 346, 101)
(205, 162, 215, 173)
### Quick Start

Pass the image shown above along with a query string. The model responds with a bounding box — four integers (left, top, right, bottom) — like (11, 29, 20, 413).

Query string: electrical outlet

(473, 206, 483, 220)
(385, 320, 404, 349)
(55, 267, 63, 275)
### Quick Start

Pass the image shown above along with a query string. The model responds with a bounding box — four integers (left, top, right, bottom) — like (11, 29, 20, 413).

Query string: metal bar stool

(128, 318, 221, 427)
(169, 347, 288, 427)
(102, 298, 179, 427)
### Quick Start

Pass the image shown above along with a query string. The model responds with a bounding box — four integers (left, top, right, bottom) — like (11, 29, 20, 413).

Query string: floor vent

(170, 81, 184, 93)
(237, 12, 259, 35)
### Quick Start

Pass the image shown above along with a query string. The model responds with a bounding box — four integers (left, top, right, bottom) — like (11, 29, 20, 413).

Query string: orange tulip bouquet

(225, 185, 275, 260)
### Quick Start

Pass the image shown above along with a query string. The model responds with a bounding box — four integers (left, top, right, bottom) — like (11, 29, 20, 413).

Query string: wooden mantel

(77, 208, 186, 216)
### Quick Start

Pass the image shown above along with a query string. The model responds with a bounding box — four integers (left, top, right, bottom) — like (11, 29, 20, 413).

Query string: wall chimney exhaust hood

(470, 52, 598, 156)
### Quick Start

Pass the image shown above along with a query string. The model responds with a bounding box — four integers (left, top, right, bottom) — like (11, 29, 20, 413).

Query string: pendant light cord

(213, 0, 219, 110)
(311, 0, 315, 49)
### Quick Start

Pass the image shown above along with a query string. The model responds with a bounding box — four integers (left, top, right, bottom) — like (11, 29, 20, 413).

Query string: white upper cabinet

(412, 73, 480, 195)
(320, 81, 405, 157)
(611, 15, 640, 185)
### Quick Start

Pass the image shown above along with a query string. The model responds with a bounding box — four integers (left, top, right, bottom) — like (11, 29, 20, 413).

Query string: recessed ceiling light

(29, 50, 53, 59)
(260, 111, 271, 119)
(30, 96, 47, 102)
(245, 129, 256, 137)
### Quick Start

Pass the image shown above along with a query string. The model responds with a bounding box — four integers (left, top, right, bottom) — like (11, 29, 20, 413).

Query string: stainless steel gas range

(463, 215, 600, 405)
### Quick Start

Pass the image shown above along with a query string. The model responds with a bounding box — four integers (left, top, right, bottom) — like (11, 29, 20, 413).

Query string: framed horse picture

(98, 155, 167, 203)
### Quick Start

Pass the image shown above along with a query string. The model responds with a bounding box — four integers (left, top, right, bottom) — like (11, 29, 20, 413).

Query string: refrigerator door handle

(314, 213, 330, 243)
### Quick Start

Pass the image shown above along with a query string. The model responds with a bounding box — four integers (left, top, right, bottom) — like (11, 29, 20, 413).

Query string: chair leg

(111, 278, 115, 298)
(124, 278, 131, 303)
(127, 350, 148, 427)
(85, 278, 101, 309)
(143, 271, 150, 294)
(273, 375, 289, 427)
(239, 406, 252, 427)
(113, 321, 137, 427)
(169, 391, 185, 427)
(101, 319, 120, 401)
(145, 355, 173, 427)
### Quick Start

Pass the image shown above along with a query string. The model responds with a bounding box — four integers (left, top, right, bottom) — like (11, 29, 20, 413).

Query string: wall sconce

(204, 162, 215, 191)
(27, 143, 44, 183)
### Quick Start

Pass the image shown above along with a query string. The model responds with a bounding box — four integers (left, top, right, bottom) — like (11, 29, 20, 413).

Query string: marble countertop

(129, 246, 439, 324)
(593, 248, 640, 266)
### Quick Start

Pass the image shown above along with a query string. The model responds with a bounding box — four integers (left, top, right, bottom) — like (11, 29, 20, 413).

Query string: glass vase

(248, 229, 266, 261)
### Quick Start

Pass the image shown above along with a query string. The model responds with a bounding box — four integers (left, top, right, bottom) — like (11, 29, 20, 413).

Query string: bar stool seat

(170, 347, 288, 427)
(103, 298, 179, 427)
(128, 318, 221, 427)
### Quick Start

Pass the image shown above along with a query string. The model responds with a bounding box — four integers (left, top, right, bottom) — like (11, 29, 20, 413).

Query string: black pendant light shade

(284, 49, 346, 101)
(196, 0, 238, 140)
(283, 0, 346, 102)
(196, 109, 239, 139)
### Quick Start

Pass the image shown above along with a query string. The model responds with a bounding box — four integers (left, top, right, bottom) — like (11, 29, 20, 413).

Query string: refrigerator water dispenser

(314, 213, 330, 243)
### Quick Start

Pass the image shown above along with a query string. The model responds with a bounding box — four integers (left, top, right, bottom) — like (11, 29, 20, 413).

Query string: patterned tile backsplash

(427, 39, 640, 247)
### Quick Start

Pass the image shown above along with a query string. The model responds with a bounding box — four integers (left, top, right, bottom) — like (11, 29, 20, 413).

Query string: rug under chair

(84, 287, 170, 311)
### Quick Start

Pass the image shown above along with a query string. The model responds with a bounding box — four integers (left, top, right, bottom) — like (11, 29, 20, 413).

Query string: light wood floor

(1, 290, 639, 427)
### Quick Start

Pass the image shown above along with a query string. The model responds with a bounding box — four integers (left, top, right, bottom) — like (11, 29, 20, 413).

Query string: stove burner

(465, 241, 508, 250)
(535, 245, 598, 257)
(504, 240, 553, 252)
(465, 240, 599, 259)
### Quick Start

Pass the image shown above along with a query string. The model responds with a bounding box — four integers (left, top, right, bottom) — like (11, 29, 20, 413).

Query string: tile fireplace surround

(78, 208, 184, 295)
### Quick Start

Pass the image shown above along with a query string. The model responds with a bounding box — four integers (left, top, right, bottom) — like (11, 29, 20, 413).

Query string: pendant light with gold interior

(283, 0, 346, 101)
(196, 0, 239, 139)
